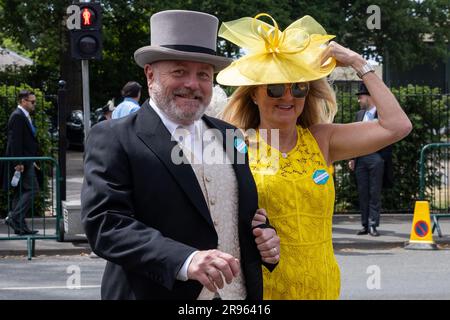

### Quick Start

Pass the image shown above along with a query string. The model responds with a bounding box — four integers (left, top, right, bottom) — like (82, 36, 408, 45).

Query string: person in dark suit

(1, 90, 40, 235)
(349, 83, 393, 237)
(81, 10, 280, 300)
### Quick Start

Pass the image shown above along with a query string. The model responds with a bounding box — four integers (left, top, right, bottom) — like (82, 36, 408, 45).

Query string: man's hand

(252, 208, 280, 264)
(348, 160, 355, 171)
(14, 164, 24, 172)
(187, 250, 240, 293)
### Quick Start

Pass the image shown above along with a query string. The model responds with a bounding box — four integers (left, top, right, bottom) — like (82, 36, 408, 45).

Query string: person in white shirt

(111, 81, 142, 119)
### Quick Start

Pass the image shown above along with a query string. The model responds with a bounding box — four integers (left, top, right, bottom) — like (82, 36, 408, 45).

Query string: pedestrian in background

(97, 98, 115, 122)
(348, 83, 394, 237)
(1, 90, 40, 235)
(205, 85, 228, 118)
(111, 81, 142, 119)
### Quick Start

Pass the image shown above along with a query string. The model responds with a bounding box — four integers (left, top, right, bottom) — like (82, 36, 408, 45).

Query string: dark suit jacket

(81, 99, 269, 300)
(1, 107, 38, 190)
(354, 109, 393, 188)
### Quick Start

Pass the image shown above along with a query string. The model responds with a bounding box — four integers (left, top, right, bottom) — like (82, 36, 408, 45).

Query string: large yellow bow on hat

(216, 13, 336, 86)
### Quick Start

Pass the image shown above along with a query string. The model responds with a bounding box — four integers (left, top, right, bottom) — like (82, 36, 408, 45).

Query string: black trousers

(355, 153, 384, 227)
(8, 165, 40, 225)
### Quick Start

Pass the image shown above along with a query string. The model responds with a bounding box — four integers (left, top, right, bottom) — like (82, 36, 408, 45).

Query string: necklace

(257, 126, 298, 159)
(280, 129, 298, 159)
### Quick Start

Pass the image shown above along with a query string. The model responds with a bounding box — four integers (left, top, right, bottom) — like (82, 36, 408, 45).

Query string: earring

(253, 100, 258, 105)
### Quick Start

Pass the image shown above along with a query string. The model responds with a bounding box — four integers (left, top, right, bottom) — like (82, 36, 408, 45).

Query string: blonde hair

(221, 78, 337, 130)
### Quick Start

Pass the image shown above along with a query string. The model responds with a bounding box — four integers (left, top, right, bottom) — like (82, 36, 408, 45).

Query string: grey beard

(151, 84, 210, 125)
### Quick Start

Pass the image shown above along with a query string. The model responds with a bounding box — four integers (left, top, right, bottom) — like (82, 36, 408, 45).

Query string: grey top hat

(134, 10, 232, 72)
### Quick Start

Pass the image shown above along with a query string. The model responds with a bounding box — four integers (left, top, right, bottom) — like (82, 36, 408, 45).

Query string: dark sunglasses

(26, 99, 36, 104)
(266, 82, 309, 99)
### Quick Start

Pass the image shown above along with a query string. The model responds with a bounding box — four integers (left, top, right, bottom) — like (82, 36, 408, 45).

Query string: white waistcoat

(188, 121, 246, 300)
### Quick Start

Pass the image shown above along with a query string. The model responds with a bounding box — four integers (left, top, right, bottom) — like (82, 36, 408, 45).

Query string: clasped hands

(187, 208, 280, 293)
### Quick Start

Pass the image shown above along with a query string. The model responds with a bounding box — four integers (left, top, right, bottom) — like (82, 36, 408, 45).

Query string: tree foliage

(1, 0, 448, 107)
(0, 1, 69, 82)
(1, 1, 449, 213)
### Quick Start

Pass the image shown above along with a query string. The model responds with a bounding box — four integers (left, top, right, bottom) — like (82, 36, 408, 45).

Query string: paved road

(336, 246, 450, 300)
(0, 254, 105, 300)
(1, 247, 450, 300)
(67, 150, 83, 202)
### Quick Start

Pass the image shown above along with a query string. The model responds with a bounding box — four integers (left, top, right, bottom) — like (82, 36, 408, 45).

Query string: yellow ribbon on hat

(216, 13, 336, 86)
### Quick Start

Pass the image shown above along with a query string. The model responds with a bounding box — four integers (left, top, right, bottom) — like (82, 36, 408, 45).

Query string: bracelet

(355, 62, 375, 79)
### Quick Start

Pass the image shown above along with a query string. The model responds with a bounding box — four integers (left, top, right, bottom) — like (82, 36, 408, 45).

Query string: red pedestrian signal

(81, 8, 95, 26)
(69, 2, 102, 60)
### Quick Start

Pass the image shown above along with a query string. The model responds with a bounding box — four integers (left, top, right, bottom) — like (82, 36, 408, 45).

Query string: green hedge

(0, 84, 55, 218)
(334, 85, 449, 213)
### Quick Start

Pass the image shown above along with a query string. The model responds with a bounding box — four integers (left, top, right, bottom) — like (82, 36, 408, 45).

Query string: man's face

(21, 94, 37, 113)
(357, 94, 371, 110)
(145, 60, 214, 125)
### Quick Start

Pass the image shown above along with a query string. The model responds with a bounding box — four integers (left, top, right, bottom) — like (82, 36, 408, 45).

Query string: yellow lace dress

(248, 125, 340, 300)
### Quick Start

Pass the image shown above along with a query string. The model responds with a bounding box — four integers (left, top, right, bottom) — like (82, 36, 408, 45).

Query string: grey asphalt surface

(0, 254, 105, 300)
(66, 150, 84, 203)
(1, 247, 449, 300)
(337, 247, 450, 300)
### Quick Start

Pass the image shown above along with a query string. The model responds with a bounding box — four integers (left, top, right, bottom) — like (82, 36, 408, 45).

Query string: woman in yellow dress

(217, 14, 412, 299)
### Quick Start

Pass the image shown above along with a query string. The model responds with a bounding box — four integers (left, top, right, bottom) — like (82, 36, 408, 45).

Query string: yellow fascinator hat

(216, 13, 336, 86)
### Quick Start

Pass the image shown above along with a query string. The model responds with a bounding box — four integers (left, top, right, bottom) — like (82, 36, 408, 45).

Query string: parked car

(66, 109, 102, 149)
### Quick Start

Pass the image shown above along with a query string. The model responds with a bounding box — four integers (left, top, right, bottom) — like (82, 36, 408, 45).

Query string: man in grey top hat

(81, 10, 280, 300)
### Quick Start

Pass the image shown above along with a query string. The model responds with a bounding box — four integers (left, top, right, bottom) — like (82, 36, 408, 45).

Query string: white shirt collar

(149, 98, 201, 141)
(149, 99, 204, 163)
(366, 106, 376, 115)
(18, 105, 30, 118)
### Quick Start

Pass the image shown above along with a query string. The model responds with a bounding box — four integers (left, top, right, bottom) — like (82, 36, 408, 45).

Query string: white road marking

(66, 178, 84, 183)
(0, 285, 100, 290)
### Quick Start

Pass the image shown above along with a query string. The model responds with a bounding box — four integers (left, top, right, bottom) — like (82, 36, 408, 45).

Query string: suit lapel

(357, 110, 365, 122)
(135, 100, 213, 228)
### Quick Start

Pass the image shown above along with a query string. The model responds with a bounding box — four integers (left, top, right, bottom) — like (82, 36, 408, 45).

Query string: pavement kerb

(2, 213, 450, 256)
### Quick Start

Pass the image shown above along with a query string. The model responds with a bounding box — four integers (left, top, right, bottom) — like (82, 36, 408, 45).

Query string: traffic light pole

(81, 59, 91, 143)
(66, 1, 101, 144)
(57, 80, 67, 201)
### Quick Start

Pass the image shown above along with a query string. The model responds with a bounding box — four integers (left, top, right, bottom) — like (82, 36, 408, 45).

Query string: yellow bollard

(405, 201, 438, 250)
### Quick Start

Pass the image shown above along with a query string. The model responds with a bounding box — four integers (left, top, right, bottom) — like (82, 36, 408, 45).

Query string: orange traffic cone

(405, 201, 438, 250)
